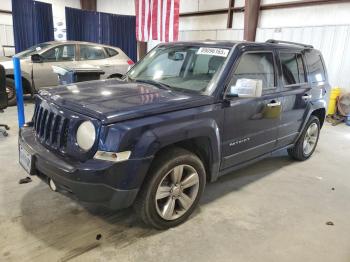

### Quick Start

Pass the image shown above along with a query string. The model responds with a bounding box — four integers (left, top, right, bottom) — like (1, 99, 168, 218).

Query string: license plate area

(19, 144, 34, 174)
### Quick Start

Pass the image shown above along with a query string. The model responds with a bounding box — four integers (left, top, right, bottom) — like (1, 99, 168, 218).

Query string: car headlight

(76, 121, 96, 151)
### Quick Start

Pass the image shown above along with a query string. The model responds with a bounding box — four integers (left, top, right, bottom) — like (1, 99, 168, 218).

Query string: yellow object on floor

(327, 87, 341, 115)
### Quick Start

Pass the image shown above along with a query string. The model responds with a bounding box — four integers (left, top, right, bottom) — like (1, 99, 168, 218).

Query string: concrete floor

(1, 102, 350, 262)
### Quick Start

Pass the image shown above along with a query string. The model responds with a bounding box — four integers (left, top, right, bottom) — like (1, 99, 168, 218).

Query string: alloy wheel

(6, 86, 14, 100)
(155, 164, 200, 221)
(303, 122, 319, 155)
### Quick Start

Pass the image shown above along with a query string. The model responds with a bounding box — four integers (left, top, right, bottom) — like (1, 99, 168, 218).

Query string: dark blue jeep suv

(19, 40, 328, 229)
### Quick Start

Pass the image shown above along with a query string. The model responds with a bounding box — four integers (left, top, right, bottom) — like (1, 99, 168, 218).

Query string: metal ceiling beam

(0, 9, 12, 14)
(261, 0, 350, 10)
(179, 0, 350, 17)
(80, 0, 97, 11)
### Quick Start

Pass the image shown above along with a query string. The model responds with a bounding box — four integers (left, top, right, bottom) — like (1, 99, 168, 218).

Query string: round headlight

(76, 121, 96, 151)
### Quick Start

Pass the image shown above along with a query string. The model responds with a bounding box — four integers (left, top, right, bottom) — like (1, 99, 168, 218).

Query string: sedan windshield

(16, 43, 52, 58)
(127, 45, 230, 94)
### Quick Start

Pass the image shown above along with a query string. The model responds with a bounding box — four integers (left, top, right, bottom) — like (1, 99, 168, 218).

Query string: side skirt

(217, 144, 294, 178)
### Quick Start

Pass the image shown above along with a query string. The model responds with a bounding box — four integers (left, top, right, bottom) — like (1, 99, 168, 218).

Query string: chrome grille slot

(51, 115, 61, 145)
(32, 101, 70, 151)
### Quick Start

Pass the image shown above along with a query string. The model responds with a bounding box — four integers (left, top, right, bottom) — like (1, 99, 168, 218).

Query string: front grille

(33, 101, 70, 151)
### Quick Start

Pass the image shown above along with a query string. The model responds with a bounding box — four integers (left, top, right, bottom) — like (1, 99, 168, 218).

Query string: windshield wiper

(134, 79, 172, 90)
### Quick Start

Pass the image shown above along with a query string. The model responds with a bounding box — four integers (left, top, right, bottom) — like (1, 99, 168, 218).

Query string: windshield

(126, 45, 230, 94)
(16, 43, 52, 58)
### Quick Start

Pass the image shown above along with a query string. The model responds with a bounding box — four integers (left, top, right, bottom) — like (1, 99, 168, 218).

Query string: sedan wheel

(6, 86, 15, 101)
(155, 164, 199, 221)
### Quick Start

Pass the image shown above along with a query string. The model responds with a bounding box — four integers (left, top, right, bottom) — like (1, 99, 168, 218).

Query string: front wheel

(288, 116, 320, 161)
(134, 147, 206, 229)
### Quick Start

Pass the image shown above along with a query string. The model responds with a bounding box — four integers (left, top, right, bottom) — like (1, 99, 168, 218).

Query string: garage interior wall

(0, 0, 81, 53)
(178, 0, 350, 92)
(2, 0, 350, 91)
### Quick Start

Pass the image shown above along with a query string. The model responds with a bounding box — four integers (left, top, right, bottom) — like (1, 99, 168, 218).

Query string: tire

(288, 115, 320, 161)
(134, 147, 206, 229)
(5, 78, 17, 106)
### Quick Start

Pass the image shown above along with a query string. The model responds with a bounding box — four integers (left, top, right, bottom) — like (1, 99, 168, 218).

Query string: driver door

(32, 44, 77, 88)
(222, 50, 281, 169)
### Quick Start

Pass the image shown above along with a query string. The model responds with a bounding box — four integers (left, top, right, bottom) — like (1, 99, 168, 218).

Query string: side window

(280, 52, 306, 86)
(41, 45, 75, 62)
(105, 47, 118, 57)
(305, 51, 326, 83)
(80, 45, 106, 60)
(229, 52, 275, 90)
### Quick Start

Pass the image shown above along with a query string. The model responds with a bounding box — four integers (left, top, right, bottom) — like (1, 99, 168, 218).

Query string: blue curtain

(12, 0, 34, 53)
(12, 0, 54, 53)
(100, 13, 137, 62)
(65, 7, 99, 43)
(33, 1, 54, 44)
(66, 7, 137, 62)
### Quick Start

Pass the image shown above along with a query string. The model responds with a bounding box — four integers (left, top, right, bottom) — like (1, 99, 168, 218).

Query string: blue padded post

(13, 56, 25, 127)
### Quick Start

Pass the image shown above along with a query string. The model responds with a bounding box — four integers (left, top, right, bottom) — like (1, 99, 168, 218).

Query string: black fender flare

(133, 118, 222, 182)
(295, 99, 326, 142)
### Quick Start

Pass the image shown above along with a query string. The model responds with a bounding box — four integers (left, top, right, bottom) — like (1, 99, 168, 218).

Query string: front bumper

(19, 127, 153, 210)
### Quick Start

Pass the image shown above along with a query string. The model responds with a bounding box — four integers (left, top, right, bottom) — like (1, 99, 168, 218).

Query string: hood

(40, 79, 214, 124)
(0, 57, 13, 69)
(0, 56, 11, 62)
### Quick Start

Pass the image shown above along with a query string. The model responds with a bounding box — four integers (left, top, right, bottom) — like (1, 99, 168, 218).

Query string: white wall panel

(97, 0, 135, 15)
(179, 0, 228, 13)
(198, 0, 228, 11)
(180, 0, 198, 13)
(259, 3, 350, 28)
(216, 29, 243, 40)
(0, 0, 11, 10)
(256, 25, 350, 91)
(180, 14, 227, 31)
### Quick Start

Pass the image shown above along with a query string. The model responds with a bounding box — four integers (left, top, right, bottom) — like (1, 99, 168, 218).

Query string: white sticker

(197, 47, 229, 57)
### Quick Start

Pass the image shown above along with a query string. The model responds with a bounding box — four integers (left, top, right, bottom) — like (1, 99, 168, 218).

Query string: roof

(42, 40, 119, 49)
(160, 39, 314, 50)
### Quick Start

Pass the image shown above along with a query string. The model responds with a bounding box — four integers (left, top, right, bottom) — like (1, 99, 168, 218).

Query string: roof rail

(265, 39, 313, 49)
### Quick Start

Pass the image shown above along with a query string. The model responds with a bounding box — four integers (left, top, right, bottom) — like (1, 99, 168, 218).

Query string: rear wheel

(5, 78, 17, 106)
(288, 116, 320, 161)
(134, 147, 206, 229)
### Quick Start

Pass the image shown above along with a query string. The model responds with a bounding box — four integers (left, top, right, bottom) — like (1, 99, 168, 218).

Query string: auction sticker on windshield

(197, 47, 229, 57)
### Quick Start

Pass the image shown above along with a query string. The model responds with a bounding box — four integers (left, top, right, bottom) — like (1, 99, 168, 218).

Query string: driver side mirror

(227, 78, 262, 98)
(31, 54, 43, 63)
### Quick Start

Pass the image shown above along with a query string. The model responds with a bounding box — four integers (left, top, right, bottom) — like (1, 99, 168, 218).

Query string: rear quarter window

(305, 50, 326, 83)
(105, 48, 119, 57)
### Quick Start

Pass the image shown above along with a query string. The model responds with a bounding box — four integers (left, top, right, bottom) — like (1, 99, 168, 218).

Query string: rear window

(305, 50, 326, 83)
(280, 52, 306, 86)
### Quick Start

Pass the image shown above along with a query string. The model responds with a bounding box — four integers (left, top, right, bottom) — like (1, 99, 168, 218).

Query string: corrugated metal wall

(178, 25, 350, 90)
(256, 25, 350, 90)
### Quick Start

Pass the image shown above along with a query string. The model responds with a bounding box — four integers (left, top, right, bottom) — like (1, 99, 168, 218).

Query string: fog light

(94, 151, 131, 162)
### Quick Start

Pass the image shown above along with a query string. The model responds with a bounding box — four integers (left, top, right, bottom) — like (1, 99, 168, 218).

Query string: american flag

(135, 0, 180, 42)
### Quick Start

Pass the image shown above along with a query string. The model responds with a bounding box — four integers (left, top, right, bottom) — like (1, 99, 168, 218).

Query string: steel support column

(243, 0, 261, 41)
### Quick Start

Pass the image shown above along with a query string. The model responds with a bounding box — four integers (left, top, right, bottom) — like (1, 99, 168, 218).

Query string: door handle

(302, 94, 312, 100)
(102, 64, 113, 67)
(267, 101, 281, 107)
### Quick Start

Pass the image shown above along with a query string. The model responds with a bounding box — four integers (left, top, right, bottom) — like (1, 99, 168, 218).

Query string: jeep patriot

(19, 40, 329, 229)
